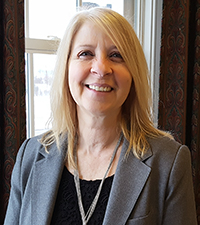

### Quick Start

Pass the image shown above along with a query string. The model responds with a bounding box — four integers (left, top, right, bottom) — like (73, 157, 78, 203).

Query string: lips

(86, 84, 113, 92)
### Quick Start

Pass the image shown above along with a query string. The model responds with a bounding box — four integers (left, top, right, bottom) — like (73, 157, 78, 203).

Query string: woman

(4, 7, 197, 225)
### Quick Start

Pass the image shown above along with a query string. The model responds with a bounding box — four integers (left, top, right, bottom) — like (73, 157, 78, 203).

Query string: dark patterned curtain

(0, 0, 26, 224)
(159, 0, 200, 222)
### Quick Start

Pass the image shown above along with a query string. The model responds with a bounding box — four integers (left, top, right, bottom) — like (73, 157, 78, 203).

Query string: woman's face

(68, 21, 132, 117)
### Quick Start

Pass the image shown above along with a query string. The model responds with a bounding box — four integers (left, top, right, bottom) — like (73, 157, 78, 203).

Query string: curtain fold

(0, 0, 26, 224)
(188, 0, 200, 222)
(159, 0, 200, 222)
(159, 0, 189, 143)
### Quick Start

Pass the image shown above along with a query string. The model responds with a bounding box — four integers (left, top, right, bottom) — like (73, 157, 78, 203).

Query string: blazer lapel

(31, 140, 67, 225)
(103, 139, 152, 225)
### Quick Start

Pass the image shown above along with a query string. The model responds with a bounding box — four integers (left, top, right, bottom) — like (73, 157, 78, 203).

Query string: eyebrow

(109, 45, 119, 51)
(74, 44, 94, 50)
(74, 44, 118, 51)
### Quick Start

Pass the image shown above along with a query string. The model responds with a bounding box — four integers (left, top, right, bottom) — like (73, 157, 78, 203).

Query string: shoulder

(145, 136, 192, 174)
(16, 132, 68, 166)
(14, 134, 45, 178)
(17, 134, 44, 163)
(148, 135, 189, 158)
(13, 133, 68, 186)
(18, 131, 68, 159)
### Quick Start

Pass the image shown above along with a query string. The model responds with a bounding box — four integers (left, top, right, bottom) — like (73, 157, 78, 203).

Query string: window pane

(33, 54, 56, 135)
(82, 0, 124, 15)
(28, 0, 124, 40)
(28, 0, 76, 39)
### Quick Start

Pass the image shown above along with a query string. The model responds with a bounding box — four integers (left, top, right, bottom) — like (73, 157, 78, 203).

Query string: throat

(75, 133, 123, 181)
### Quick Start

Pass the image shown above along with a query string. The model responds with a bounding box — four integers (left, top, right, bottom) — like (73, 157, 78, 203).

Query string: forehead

(72, 21, 113, 47)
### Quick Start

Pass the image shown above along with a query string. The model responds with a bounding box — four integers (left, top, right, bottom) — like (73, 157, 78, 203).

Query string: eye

(109, 52, 124, 62)
(110, 52, 122, 58)
(78, 51, 94, 58)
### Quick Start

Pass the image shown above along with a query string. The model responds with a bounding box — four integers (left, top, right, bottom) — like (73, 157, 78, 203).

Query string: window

(25, 0, 163, 137)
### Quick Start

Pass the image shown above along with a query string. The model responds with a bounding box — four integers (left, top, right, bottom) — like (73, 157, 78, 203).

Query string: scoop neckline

(64, 165, 114, 182)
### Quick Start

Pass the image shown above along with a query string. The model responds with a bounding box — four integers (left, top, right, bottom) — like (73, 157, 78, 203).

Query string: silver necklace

(73, 133, 123, 225)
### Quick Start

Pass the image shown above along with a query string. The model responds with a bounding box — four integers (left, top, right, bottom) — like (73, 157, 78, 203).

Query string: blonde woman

(4, 8, 197, 225)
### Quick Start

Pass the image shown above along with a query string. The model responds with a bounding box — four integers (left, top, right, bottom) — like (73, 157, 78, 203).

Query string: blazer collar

(31, 136, 68, 225)
(103, 138, 152, 225)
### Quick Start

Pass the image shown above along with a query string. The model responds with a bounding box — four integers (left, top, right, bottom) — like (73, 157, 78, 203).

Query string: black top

(50, 166, 114, 225)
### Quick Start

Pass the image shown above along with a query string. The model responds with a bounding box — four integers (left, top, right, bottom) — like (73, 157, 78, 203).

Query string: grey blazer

(4, 135, 197, 225)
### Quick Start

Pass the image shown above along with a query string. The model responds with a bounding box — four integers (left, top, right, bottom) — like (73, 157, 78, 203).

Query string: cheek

(119, 71, 132, 103)
(125, 75, 132, 87)
(68, 63, 79, 84)
(124, 81, 132, 101)
(120, 71, 132, 91)
(68, 61, 89, 85)
(68, 64, 80, 101)
(68, 67, 82, 98)
(68, 76, 80, 106)
(68, 62, 88, 103)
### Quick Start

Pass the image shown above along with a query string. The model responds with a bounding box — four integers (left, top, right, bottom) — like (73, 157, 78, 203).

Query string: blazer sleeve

(4, 139, 31, 225)
(162, 145, 197, 225)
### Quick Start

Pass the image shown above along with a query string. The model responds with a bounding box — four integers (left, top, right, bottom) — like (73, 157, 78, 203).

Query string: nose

(90, 58, 112, 77)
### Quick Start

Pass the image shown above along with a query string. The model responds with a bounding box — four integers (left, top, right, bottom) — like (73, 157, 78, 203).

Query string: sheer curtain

(159, 0, 200, 222)
(0, 0, 26, 223)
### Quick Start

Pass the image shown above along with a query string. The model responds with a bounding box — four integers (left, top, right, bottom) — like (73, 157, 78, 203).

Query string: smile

(87, 85, 112, 92)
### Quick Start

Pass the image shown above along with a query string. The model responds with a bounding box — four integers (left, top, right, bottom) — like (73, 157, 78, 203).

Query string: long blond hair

(40, 7, 171, 167)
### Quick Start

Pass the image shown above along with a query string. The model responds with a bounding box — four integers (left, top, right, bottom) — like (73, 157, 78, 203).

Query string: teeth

(88, 85, 112, 92)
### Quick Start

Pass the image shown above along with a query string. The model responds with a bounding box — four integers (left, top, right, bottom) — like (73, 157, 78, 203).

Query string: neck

(77, 110, 121, 154)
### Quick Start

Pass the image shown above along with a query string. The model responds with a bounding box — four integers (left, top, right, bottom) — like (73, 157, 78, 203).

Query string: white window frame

(25, 0, 163, 137)
(135, 0, 163, 125)
(124, 0, 163, 124)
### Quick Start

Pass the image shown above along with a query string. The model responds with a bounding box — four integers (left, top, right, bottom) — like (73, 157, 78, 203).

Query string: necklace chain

(73, 133, 123, 225)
